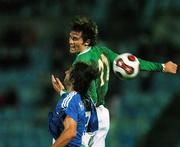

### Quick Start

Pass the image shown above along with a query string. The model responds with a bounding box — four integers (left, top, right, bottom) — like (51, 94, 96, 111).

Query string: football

(113, 53, 140, 79)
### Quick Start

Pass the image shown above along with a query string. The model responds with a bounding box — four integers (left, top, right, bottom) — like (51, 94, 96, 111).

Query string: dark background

(0, 0, 179, 147)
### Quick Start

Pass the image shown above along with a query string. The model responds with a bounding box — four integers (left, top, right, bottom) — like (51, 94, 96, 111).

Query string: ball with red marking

(113, 53, 140, 79)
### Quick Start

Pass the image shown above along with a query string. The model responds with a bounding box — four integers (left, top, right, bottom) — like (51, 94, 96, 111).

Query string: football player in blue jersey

(49, 62, 98, 147)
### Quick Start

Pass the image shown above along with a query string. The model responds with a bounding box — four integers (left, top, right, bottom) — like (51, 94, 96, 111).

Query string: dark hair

(70, 15, 98, 46)
(70, 62, 97, 98)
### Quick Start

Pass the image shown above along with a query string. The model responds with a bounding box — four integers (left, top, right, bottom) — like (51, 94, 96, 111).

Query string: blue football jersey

(48, 91, 86, 146)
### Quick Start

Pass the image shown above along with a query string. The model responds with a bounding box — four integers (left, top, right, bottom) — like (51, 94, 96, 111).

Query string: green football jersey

(73, 46, 163, 105)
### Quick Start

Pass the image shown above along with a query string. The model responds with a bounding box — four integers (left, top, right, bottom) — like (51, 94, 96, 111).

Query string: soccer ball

(113, 53, 140, 79)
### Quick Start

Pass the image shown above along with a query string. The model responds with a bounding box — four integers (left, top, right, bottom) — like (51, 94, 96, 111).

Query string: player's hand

(164, 61, 178, 74)
(51, 75, 65, 93)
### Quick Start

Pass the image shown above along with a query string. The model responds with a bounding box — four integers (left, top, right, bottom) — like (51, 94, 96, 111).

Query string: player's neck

(66, 86, 74, 92)
(78, 46, 91, 56)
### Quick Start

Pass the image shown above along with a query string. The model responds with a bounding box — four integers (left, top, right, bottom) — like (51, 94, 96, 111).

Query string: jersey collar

(77, 47, 91, 56)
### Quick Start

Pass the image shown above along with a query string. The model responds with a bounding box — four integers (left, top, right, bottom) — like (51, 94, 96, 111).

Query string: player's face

(69, 31, 87, 54)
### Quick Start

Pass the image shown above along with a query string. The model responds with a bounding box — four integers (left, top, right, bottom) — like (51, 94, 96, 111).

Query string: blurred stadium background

(0, 0, 180, 147)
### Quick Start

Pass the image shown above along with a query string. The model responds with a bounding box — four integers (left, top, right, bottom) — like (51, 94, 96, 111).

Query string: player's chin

(69, 48, 77, 54)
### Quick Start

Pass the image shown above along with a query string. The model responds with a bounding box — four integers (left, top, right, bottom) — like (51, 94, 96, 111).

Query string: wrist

(162, 64, 165, 72)
(60, 90, 65, 96)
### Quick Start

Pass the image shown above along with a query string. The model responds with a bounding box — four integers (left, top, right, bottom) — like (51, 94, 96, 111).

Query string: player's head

(64, 62, 97, 97)
(69, 15, 98, 53)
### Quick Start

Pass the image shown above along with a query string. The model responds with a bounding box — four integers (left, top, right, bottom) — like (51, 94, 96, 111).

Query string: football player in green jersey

(67, 15, 177, 147)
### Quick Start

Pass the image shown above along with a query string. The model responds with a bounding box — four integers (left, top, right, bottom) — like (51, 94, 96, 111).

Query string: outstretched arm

(138, 58, 177, 74)
(101, 46, 178, 74)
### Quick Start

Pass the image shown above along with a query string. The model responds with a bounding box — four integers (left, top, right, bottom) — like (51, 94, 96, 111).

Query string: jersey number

(85, 111, 91, 128)
(98, 54, 109, 87)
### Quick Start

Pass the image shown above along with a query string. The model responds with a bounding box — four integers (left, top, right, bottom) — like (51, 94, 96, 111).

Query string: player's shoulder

(69, 92, 82, 104)
(92, 45, 109, 50)
(67, 92, 85, 111)
(61, 91, 79, 108)
(92, 45, 112, 55)
(68, 91, 80, 100)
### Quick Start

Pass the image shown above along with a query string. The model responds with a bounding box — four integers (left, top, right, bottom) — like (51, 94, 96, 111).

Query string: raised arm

(51, 75, 65, 95)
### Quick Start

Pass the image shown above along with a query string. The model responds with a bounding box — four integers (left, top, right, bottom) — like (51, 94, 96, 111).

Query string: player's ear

(85, 39, 90, 46)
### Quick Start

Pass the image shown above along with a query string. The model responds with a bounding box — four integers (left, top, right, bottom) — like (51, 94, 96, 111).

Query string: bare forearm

(51, 129, 75, 147)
